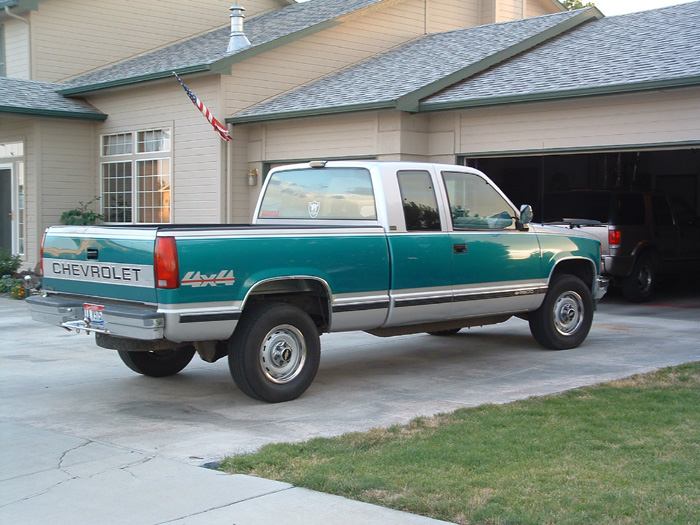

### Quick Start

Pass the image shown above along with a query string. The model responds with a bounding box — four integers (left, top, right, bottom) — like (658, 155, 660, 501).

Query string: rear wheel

(621, 254, 655, 303)
(118, 346, 195, 377)
(529, 275, 593, 350)
(229, 303, 320, 403)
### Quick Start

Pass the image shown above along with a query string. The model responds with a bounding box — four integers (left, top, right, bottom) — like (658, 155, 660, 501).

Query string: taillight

(154, 236, 180, 289)
(38, 231, 47, 276)
(608, 229, 621, 247)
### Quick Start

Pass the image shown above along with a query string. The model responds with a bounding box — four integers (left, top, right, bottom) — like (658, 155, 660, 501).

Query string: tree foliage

(562, 0, 595, 9)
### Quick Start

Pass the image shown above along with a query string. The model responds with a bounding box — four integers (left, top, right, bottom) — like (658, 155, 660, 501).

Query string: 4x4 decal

(182, 270, 235, 287)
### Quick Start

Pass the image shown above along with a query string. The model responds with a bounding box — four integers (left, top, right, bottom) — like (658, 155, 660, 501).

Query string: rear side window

(397, 170, 441, 231)
(613, 194, 645, 225)
(259, 168, 376, 220)
(651, 196, 673, 226)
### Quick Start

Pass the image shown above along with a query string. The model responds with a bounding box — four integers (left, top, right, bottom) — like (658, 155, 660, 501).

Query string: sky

(591, 0, 697, 16)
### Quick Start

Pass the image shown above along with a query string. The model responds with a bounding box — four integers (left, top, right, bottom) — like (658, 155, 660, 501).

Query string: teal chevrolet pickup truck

(28, 161, 607, 402)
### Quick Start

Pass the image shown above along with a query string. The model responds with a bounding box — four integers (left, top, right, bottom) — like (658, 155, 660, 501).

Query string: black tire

(529, 275, 594, 350)
(118, 346, 196, 377)
(427, 329, 461, 336)
(621, 255, 655, 303)
(228, 303, 320, 403)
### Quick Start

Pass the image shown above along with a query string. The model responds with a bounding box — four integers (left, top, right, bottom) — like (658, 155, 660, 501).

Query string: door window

(442, 171, 514, 230)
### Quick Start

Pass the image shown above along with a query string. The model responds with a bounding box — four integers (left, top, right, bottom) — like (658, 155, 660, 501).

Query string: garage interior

(462, 148, 700, 223)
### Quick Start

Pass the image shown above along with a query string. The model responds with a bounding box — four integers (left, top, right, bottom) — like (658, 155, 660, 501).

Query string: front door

(442, 170, 544, 317)
(0, 169, 11, 252)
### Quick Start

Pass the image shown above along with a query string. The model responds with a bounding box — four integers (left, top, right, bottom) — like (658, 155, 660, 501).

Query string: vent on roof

(227, 5, 251, 53)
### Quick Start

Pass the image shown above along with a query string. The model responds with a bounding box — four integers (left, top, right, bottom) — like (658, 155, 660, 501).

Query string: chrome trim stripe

(46, 226, 158, 240)
(453, 287, 547, 303)
(166, 227, 386, 239)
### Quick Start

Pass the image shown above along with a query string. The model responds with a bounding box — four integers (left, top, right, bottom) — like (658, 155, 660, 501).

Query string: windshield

(259, 168, 377, 220)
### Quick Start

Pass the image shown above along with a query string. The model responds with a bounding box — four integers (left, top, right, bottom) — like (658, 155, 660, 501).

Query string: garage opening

(460, 148, 700, 222)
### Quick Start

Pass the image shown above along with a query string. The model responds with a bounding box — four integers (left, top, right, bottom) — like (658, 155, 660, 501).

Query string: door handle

(453, 244, 467, 254)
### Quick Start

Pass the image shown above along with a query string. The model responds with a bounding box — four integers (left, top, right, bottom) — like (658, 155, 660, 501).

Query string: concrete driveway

(2, 283, 699, 466)
(1, 283, 699, 524)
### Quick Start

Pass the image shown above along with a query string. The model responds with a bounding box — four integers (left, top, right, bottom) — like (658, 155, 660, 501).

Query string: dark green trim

(0, 106, 108, 120)
(229, 8, 604, 124)
(396, 8, 603, 112)
(228, 100, 396, 125)
(57, 64, 212, 96)
(419, 75, 700, 113)
(457, 140, 700, 159)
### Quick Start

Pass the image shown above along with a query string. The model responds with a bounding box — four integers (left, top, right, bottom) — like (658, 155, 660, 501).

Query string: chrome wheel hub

(259, 325, 306, 384)
(553, 291, 584, 336)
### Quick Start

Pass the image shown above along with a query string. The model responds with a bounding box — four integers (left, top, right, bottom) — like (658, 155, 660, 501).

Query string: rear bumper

(26, 295, 164, 340)
(594, 276, 609, 303)
(602, 255, 634, 277)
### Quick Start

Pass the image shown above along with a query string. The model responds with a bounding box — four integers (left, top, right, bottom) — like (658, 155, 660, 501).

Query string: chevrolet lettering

(28, 161, 608, 403)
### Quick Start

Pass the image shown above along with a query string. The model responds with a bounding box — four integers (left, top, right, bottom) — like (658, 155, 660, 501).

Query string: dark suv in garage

(542, 190, 700, 302)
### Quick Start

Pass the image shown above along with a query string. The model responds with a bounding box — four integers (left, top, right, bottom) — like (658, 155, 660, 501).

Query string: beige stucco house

(1, 0, 699, 269)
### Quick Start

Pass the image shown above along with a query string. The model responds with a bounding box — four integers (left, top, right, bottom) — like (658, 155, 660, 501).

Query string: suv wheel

(621, 254, 655, 303)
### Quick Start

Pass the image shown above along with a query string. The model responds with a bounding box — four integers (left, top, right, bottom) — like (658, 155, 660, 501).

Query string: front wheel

(228, 303, 321, 403)
(118, 346, 196, 377)
(529, 275, 594, 350)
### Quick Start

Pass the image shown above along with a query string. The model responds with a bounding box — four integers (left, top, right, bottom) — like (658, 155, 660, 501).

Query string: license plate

(84, 303, 105, 326)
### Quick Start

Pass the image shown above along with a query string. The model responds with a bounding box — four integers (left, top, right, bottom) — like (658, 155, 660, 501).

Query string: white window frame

(99, 127, 173, 224)
(0, 142, 26, 255)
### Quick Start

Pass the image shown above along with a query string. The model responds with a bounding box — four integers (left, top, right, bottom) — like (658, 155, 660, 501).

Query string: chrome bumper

(26, 295, 164, 340)
(593, 276, 609, 303)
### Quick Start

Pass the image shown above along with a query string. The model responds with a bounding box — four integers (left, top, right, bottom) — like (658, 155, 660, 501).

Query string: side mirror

(518, 204, 533, 230)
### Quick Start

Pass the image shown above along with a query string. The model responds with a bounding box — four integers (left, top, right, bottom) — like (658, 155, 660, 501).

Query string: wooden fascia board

(0, 107, 108, 120)
(395, 7, 603, 112)
(227, 101, 396, 125)
(418, 75, 700, 113)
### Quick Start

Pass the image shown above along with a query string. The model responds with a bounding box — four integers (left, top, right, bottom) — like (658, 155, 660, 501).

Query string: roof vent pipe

(227, 6, 251, 53)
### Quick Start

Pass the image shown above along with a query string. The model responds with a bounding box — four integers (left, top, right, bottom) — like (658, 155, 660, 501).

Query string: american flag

(173, 72, 232, 142)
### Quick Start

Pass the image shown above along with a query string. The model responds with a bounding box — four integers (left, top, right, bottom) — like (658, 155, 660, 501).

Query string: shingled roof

(228, 8, 598, 123)
(58, 0, 390, 95)
(0, 77, 107, 120)
(422, 1, 700, 111)
(229, 2, 700, 124)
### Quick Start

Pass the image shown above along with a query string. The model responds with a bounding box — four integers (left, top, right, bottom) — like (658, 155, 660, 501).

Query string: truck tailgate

(41, 226, 159, 303)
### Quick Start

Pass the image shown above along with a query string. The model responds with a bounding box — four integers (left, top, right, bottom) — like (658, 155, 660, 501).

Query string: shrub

(60, 196, 104, 225)
(0, 250, 22, 276)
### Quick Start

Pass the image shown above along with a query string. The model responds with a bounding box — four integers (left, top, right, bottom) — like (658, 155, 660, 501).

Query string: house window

(100, 128, 172, 224)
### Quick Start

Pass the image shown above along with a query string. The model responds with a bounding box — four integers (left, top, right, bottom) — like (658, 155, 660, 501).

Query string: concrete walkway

(1, 285, 698, 524)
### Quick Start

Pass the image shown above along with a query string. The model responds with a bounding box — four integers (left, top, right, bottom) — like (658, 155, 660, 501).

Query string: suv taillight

(38, 231, 47, 276)
(154, 236, 180, 289)
(608, 229, 621, 248)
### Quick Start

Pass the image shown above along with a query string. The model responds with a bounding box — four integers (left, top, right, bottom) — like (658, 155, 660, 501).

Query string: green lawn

(221, 362, 700, 524)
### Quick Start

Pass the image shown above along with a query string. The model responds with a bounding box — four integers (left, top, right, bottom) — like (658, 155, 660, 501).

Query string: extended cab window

(442, 171, 514, 230)
(259, 168, 376, 220)
(397, 170, 441, 231)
